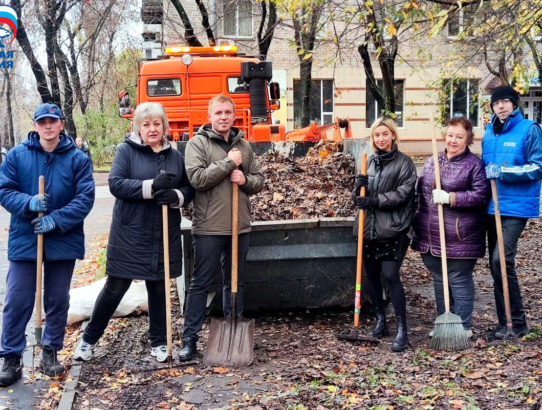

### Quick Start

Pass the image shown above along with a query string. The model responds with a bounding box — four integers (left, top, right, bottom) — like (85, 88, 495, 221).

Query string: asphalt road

(0, 173, 113, 408)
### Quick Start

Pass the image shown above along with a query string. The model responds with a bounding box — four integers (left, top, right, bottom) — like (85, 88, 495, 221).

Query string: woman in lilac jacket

(412, 117, 490, 336)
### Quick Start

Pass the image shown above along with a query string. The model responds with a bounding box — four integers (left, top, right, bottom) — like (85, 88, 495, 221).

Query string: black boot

(40, 348, 65, 376)
(178, 338, 197, 362)
(370, 310, 388, 338)
(391, 317, 408, 352)
(0, 355, 22, 387)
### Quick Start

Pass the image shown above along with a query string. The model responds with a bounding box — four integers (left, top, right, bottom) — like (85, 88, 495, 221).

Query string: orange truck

(118, 42, 352, 150)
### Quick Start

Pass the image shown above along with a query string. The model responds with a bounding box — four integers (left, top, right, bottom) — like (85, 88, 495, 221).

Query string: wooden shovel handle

(490, 180, 513, 326)
(162, 205, 172, 357)
(354, 154, 367, 327)
(232, 182, 239, 293)
(35, 176, 45, 330)
(431, 134, 451, 312)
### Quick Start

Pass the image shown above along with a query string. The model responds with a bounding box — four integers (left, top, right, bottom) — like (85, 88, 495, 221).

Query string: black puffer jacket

(355, 146, 417, 241)
(106, 134, 194, 280)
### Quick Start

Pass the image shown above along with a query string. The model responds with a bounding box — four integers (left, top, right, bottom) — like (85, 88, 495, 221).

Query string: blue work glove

(155, 189, 179, 205)
(29, 194, 49, 212)
(485, 164, 502, 179)
(152, 172, 180, 192)
(32, 215, 56, 234)
(354, 196, 379, 210)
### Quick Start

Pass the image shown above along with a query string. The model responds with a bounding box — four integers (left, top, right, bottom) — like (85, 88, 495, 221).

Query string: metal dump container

(179, 217, 364, 312)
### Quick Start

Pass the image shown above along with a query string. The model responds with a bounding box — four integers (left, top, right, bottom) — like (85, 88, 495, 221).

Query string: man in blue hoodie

(483, 85, 542, 339)
(0, 103, 95, 386)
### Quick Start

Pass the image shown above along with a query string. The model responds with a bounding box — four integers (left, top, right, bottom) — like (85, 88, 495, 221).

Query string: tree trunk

(169, 0, 203, 46)
(257, 0, 278, 58)
(55, 39, 76, 137)
(43, 1, 61, 105)
(10, 0, 52, 102)
(358, 42, 385, 109)
(194, 0, 215, 45)
(299, 57, 313, 127)
(3, 69, 15, 148)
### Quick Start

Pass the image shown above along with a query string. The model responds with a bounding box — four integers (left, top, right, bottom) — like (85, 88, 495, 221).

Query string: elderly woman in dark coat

(353, 117, 417, 352)
(74, 102, 194, 363)
(412, 117, 490, 337)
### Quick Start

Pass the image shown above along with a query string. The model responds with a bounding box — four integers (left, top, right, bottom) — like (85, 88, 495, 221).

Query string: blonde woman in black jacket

(353, 117, 417, 352)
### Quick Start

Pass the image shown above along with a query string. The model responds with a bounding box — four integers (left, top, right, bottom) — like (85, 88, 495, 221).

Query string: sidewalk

(0, 173, 112, 409)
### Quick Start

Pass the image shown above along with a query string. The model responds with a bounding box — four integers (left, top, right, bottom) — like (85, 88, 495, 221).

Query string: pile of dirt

(251, 141, 357, 221)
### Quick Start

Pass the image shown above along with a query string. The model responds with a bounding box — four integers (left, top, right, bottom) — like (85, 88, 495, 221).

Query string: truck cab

(119, 43, 285, 143)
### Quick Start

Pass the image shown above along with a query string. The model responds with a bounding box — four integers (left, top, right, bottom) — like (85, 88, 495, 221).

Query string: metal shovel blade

(204, 316, 255, 367)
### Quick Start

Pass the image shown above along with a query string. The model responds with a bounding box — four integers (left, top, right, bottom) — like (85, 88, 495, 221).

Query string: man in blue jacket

(0, 103, 95, 386)
(483, 86, 542, 339)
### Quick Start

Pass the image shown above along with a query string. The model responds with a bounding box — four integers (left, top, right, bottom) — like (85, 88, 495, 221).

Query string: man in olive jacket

(179, 95, 264, 361)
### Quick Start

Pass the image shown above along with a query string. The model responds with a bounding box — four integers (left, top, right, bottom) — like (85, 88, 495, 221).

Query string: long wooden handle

(35, 176, 45, 332)
(490, 180, 513, 327)
(354, 154, 368, 327)
(162, 205, 172, 357)
(431, 134, 451, 312)
(232, 183, 239, 294)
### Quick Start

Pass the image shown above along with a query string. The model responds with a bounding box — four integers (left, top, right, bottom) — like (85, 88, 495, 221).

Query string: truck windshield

(148, 79, 181, 96)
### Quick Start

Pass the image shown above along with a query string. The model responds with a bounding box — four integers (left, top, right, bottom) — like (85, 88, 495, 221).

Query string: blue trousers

(0, 259, 75, 357)
(182, 234, 249, 342)
(487, 215, 528, 328)
(421, 253, 476, 330)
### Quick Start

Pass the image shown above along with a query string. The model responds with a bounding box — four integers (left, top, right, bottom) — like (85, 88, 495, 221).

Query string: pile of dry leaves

(251, 141, 357, 221)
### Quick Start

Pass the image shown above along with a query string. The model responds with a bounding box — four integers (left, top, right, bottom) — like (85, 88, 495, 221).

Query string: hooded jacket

(356, 146, 417, 241)
(482, 108, 542, 218)
(0, 131, 95, 260)
(184, 125, 264, 235)
(106, 134, 194, 280)
(411, 149, 490, 258)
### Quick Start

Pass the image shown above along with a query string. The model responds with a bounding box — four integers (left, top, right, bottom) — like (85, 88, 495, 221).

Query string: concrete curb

(58, 321, 88, 410)
(57, 360, 82, 410)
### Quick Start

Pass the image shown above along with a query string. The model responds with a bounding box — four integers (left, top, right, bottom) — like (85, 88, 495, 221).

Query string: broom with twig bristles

(429, 130, 471, 352)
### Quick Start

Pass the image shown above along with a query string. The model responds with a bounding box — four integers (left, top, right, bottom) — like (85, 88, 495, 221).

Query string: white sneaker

(428, 329, 434, 338)
(74, 340, 95, 361)
(150, 345, 169, 363)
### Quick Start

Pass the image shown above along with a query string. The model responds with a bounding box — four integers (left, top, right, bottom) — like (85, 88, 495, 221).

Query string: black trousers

(363, 234, 409, 321)
(182, 234, 250, 342)
(487, 215, 528, 328)
(83, 276, 166, 347)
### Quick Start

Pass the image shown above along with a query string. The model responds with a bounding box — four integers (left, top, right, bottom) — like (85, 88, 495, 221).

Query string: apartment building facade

(144, 0, 542, 154)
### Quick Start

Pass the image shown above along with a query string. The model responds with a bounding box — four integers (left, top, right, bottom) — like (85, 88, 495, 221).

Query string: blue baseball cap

(33, 103, 64, 122)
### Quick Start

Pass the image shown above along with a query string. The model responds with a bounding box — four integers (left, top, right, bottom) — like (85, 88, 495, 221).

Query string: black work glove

(352, 174, 369, 196)
(155, 189, 179, 205)
(152, 172, 180, 192)
(354, 196, 379, 210)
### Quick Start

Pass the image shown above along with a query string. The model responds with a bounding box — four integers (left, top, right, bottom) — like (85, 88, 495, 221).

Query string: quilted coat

(411, 149, 490, 258)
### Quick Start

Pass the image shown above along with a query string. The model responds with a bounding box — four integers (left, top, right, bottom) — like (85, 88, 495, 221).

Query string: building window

(293, 79, 333, 127)
(443, 79, 479, 126)
(223, 0, 253, 38)
(366, 80, 404, 128)
(447, 4, 476, 38)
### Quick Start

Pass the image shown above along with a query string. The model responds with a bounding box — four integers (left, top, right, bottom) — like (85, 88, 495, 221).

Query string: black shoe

(370, 313, 388, 338)
(178, 339, 197, 362)
(494, 324, 530, 339)
(391, 317, 408, 352)
(0, 355, 22, 387)
(40, 348, 65, 377)
(488, 324, 507, 340)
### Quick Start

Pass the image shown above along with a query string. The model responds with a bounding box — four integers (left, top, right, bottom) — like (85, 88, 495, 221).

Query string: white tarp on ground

(67, 278, 148, 325)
